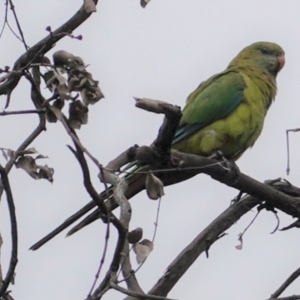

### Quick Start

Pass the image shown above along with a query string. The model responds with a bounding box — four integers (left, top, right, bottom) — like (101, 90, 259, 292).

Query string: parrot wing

(172, 71, 246, 145)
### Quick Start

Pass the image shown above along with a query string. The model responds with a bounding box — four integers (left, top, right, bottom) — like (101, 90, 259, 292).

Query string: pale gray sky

(1, 1, 300, 299)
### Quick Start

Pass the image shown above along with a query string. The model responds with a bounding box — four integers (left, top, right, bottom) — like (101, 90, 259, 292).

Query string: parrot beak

(277, 55, 285, 70)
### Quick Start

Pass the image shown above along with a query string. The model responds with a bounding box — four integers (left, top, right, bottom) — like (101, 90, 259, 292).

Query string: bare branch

(30, 96, 300, 250)
(147, 193, 259, 297)
(0, 1, 8, 40)
(286, 128, 300, 175)
(3, 72, 47, 174)
(270, 266, 300, 298)
(90, 174, 143, 298)
(7, 0, 29, 50)
(88, 169, 112, 296)
(0, 166, 18, 297)
(270, 296, 300, 300)
(0, 109, 44, 116)
(135, 97, 182, 153)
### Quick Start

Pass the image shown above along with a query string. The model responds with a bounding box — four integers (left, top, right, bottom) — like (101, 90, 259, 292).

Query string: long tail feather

(66, 171, 147, 236)
(30, 166, 147, 250)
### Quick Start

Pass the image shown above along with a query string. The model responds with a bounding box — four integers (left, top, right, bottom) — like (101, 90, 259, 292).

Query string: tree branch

(270, 296, 300, 300)
(0, 0, 98, 107)
(146, 180, 299, 297)
(0, 166, 18, 298)
(30, 98, 300, 251)
(270, 266, 300, 299)
(147, 193, 259, 297)
(0, 109, 44, 116)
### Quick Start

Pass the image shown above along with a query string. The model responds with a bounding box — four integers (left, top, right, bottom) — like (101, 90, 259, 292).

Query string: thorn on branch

(280, 219, 300, 231)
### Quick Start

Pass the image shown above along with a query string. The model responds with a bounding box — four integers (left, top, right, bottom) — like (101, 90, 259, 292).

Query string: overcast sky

(1, 1, 300, 299)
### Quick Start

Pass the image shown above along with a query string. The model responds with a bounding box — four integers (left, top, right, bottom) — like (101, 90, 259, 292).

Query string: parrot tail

(29, 165, 148, 250)
(66, 169, 147, 236)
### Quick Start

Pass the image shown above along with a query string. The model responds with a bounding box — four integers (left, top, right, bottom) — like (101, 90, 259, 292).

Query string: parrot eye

(261, 47, 269, 55)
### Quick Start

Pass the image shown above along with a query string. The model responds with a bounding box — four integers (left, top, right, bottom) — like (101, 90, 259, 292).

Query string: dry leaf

(14, 150, 54, 183)
(53, 99, 65, 110)
(53, 50, 75, 69)
(68, 100, 89, 129)
(81, 86, 104, 105)
(128, 227, 143, 244)
(37, 164, 54, 182)
(7, 149, 15, 159)
(18, 147, 38, 155)
(68, 76, 81, 92)
(57, 83, 71, 100)
(15, 156, 39, 179)
(73, 56, 85, 67)
(44, 71, 58, 92)
(235, 234, 243, 250)
(35, 154, 49, 160)
(45, 110, 58, 123)
(48, 105, 63, 121)
(54, 71, 67, 85)
(1, 149, 8, 161)
(140, 0, 151, 8)
(133, 239, 154, 264)
(145, 173, 164, 200)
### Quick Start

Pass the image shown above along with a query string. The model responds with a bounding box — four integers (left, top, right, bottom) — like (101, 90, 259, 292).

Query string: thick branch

(147, 193, 259, 296)
(30, 98, 300, 251)
(135, 97, 182, 153)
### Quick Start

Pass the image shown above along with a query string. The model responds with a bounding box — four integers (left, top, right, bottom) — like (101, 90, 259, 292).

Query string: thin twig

(236, 208, 261, 245)
(0, 1, 8, 39)
(119, 196, 162, 284)
(0, 166, 18, 297)
(88, 167, 111, 296)
(8, 0, 29, 50)
(54, 113, 103, 172)
(286, 128, 300, 175)
(88, 220, 110, 297)
(270, 295, 300, 300)
(270, 266, 300, 298)
(4, 74, 46, 173)
(0, 109, 44, 116)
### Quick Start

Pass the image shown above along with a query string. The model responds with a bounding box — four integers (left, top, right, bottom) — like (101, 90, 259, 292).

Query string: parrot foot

(209, 150, 240, 181)
(231, 191, 244, 204)
(209, 150, 225, 160)
(222, 159, 240, 181)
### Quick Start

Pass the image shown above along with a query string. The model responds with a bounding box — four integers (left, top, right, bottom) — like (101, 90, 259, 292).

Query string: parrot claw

(209, 150, 226, 160)
(231, 191, 244, 204)
(222, 159, 240, 182)
(209, 150, 240, 180)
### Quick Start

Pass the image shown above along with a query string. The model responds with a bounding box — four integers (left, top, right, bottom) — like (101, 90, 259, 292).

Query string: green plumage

(172, 41, 284, 160)
(61, 42, 285, 237)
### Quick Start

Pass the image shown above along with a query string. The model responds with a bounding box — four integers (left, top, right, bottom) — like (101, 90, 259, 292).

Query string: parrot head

(229, 41, 285, 77)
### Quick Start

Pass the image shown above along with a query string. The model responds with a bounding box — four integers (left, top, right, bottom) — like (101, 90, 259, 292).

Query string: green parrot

(30, 41, 285, 247)
(172, 41, 284, 159)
